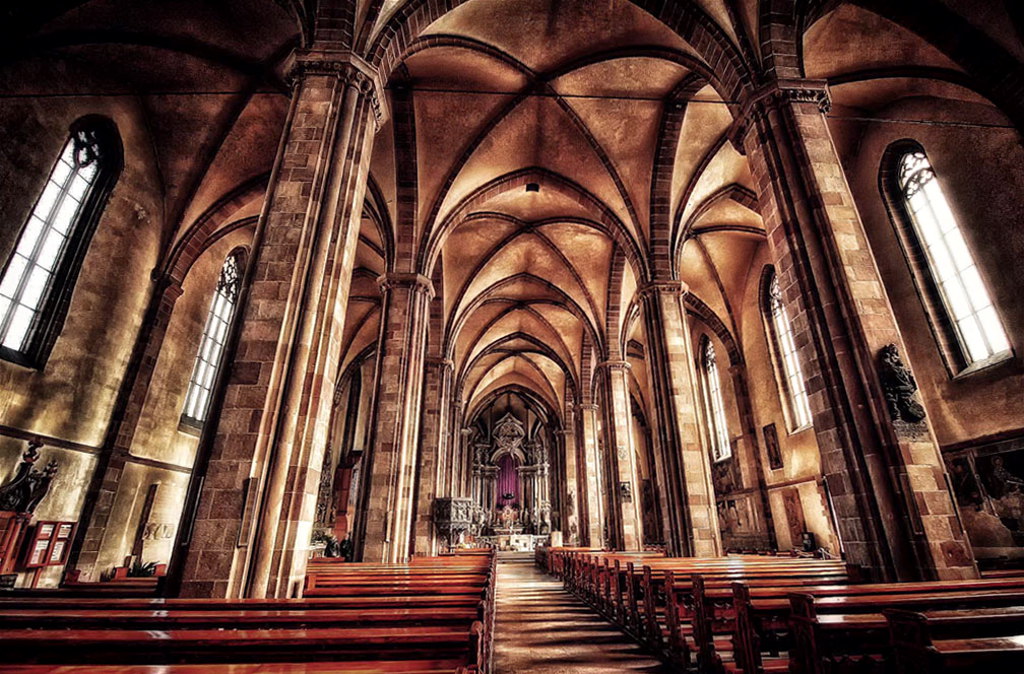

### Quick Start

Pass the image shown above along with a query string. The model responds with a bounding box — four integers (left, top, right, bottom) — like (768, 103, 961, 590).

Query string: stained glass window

(766, 272, 813, 430)
(0, 120, 120, 365)
(181, 253, 242, 426)
(897, 150, 1010, 365)
(700, 338, 732, 463)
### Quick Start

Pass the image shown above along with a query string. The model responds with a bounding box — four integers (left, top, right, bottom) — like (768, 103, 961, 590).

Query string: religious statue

(878, 343, 926, 423)
(0, 442, 58, 513)
(499, 504, 518, 529)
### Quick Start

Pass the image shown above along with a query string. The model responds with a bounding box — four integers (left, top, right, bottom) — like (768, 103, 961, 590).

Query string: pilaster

(72, 275, 184, 579)
(575, 403, 604, 547)
(360, 273, 434, 563)
(597, 361, 643, 550)
(557, 420, 580, 545)
(639, 280, 721, 557)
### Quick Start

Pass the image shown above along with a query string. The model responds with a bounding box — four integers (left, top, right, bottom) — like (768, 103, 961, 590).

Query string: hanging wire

(0, 86, 1016, 130)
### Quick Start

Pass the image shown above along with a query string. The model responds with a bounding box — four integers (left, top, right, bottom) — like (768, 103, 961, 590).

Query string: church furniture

(888, 609, 1024, 673)
(0, 551, 496, 673)
(728, 581, 1024, 673)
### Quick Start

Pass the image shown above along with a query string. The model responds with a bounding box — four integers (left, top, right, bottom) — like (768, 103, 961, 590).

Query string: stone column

(639, 281, 721, 557)
(597, 361, 644, 550)
(72, 275, 183, 579)
(176, 51, 384, 598)
(736, 79, 975, 580)
(361, 273, 433, 563)
(442, 401, 464, 496)
(575, 403, 604, 547)
(412, 357, 453, 555)
(557, 424, 580, 544)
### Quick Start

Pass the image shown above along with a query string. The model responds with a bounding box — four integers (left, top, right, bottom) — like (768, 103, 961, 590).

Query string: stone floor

(492, 552, 672, 673)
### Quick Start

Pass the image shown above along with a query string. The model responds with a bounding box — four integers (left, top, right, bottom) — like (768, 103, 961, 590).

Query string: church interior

(0, 0, 1022, 671)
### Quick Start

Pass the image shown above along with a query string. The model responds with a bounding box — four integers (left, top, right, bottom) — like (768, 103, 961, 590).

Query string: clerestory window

(181, 251, 243, 427)
(763, 269, 813, 431)
(700, 337, 732, 463)
(0, 117, 122, 367)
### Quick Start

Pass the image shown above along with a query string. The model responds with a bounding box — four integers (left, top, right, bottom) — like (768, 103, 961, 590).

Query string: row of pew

(539, 546, 1024, 673)
(0, 549, 495, 673)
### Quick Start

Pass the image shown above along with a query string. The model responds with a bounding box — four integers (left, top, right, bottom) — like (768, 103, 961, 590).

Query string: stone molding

(285, 49, 389, 128)
(637, 280, 688, 299)
(727, 78, 832, 152)
(376, 272, 435, 299)
(576, 403, 599, 412)
(596, 359, 631, 372)
(425, 356, 455, 370)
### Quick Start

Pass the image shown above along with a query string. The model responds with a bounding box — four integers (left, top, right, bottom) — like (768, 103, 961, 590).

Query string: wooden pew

(888, 609, 1024, 673)
(786, 590, 1024, 674)
(0, 663, 470, 673)
(558, 550, 852, 669)
(0, 623, 485, 666)
(0, 552, 496, 673)
(729, 579, 1024, 673)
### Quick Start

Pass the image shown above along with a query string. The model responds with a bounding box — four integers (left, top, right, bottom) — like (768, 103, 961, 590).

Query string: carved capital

(576, 403, 600, 412)
(637, 280, 688, 300)
(728, 79, 831, 153)
(597, 359, 631, 372)
(285, 49, 389, 128)
(376, 272, 434, 299)
(426, 356, 455, 371)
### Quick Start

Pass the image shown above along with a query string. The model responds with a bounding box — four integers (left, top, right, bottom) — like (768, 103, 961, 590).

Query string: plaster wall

(0, 77, 164, 585)
(837, 95, 1024, 447)
(737, 246, 840, 555)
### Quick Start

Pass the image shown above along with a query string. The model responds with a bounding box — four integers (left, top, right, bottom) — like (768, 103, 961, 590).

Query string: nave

(492, 552, 668, 673)
(1, 0, 1024, 671)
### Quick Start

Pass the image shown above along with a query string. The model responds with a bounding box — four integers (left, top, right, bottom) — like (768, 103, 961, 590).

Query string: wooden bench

(726, 578, 1024, 673)
(0, 551, 496, 673)
(0, 623, 484, 666)
(888, 609, 1024, 673)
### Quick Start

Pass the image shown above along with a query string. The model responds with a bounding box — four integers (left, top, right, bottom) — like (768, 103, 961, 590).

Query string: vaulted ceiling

(5, 0, 1019, 421)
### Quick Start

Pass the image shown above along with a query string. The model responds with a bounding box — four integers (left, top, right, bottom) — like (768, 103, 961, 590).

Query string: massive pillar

(175, 49, 384, 598)
(736, 79, 975, 580)
(575, 403, 604, 547)
(598, 361, 643, 550)
(412, 357, 452, 555)
(640, 281, 721, 557)
(360, 273, 433, 563)
(558, 421, 579, 544)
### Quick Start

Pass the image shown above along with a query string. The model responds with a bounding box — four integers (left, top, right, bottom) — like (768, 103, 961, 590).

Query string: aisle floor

(492, 552, 672, 673)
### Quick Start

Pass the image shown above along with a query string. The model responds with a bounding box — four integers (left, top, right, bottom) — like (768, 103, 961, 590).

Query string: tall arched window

(181, 251, 243, 427)
(700, 337, 732, 463)
(0, 117, 122, 367)
(886, 143, 1010, 370)
(762, 269, 813, 430)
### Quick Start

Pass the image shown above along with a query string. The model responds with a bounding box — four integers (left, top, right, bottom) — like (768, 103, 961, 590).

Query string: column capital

(576, 403, 600, 412)
(285, 49, 389, 128)
(377, 272, 434, 299)
(728, 78, 831, 152)
(596, 359, 631, 372)
(426, 356, 455, 371)
(460, 427, 474, 436)
(556, 427, 574, 436)
(637, 280, 688, 299)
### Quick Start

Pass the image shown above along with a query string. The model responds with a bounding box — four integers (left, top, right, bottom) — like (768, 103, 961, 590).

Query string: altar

(467, 412, 554, 548)
(482, 533, 548, 552)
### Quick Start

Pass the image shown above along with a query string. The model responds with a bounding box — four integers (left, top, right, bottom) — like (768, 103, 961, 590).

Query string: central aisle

(492, 552, 671, 673)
